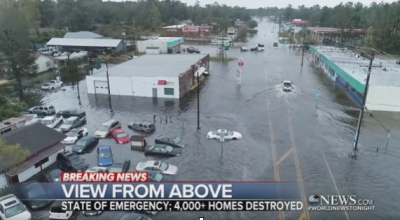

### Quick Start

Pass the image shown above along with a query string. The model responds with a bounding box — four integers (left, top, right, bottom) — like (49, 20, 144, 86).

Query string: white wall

(0, 173, 7, 189)
(366, 86, 400, 112)
(35, 55, 54, 73)
(131, 76, 180, 98)
(87, 75, 180, 98)
(109, 76, 133, 96)
(137, 40, 168, 53)
(18, 148, 63, 182)
(86, 75, 108, 94)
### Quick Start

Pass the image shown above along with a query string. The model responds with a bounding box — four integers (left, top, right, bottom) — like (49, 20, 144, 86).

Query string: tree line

(251, 2, 400, 53)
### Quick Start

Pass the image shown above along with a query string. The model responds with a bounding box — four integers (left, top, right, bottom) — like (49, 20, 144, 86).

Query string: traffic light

(94, 59, 101, 69)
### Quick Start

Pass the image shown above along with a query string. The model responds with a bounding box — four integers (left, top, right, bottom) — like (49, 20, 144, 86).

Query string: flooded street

(33, 22, 400, 220)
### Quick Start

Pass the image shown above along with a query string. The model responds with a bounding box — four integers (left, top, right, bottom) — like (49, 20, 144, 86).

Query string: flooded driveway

(32, 22, 400, 220)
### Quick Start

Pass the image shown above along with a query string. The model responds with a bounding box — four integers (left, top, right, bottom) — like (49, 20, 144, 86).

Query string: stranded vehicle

(282, 80, 293, 92)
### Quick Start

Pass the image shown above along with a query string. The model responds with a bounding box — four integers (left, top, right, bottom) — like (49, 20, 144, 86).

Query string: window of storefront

(164, 88, 174, 95)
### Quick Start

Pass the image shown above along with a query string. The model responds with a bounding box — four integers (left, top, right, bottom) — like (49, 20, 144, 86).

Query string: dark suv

(56, 109, 86, 120)
(56, 151, 90, 172)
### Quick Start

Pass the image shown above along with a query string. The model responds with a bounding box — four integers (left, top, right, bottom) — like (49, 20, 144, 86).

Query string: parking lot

(28, 22, 400, 220)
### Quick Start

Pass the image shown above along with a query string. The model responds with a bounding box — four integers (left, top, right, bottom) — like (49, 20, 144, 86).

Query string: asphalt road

(31, 22, 400, 220)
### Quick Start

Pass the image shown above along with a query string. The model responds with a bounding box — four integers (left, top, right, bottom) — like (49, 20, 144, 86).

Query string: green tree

(0, 5, 35, 101)
(247, 19, 258, 29)
(0, 95, 28, 121)
(236, 26, 248, 42)
(0, 139, 30, 177)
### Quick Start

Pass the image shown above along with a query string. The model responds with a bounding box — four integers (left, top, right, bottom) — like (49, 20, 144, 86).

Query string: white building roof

(163, 25, 185, 29)
(92, 54, 207, 77)
(64, 31, 103, 39)
(46, 38, 122, 48)
(313, 46, 400, 87)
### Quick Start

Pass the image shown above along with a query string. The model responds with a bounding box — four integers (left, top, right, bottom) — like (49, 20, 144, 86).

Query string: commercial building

(46, 38, 126, 54)
(137, 37, 184, 54)
(85, 54, 209, 99)
(310, 46, 400, 112)
(0, 123, 66, 188)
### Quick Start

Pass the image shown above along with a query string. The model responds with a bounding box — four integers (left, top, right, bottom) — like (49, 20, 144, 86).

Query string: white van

(49, 201, 73, 219)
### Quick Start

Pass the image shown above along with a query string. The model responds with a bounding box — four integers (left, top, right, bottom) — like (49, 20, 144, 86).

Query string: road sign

(224, 45, 230, 51)
(316, 91, 320, 99)
(238, 58, 244, 67)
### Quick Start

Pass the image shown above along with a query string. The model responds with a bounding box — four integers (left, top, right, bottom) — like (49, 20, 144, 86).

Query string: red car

(111, 129, 130, 144)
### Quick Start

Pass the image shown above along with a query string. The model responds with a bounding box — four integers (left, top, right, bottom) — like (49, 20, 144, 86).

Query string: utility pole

(301, 24, 307, 66)
(351, 50, 381, 159)
(105, 61, 112, 110)
(196, 67, 200, 130)
(74, 60, 81, 106)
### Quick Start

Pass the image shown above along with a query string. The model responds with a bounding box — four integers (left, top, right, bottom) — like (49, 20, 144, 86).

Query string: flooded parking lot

(32, 22, 400, 220)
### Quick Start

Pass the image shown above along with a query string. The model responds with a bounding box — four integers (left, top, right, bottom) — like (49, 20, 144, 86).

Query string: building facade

(85, 54, 209, 99)
(33, 55, 54, 73)
(137, 37, 184, 54)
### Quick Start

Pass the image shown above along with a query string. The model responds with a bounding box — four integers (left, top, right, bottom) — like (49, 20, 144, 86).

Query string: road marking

(277, 148, 293, 165)
(267, 98, 284, 220)
(286, 98, 310, 220)
(322, 152, 350, 220)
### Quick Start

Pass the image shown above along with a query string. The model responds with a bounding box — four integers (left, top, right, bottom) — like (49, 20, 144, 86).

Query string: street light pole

(301, 24, 307, 66)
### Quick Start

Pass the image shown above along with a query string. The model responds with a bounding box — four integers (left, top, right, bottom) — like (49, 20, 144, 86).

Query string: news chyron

(54, 172, 306, 212)
(308, 194, 375, 211)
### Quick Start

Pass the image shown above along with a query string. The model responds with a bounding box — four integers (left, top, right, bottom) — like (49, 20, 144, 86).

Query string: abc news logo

(309, 195, 320, 205)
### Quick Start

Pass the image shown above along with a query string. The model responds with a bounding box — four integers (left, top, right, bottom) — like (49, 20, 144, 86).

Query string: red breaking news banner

(61, 172, 149, 182)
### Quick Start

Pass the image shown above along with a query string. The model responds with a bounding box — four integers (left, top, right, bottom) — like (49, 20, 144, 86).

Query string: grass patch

(210, 56, 234, 62)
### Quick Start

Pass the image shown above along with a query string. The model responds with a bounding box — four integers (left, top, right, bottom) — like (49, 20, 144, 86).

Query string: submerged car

(155, 135, 185, 148)
(136, 161, 178, 175)
(59, 116, 84, 132)
(72, 136, 99, 154)
(207, 129, 242, 140)
(108, 160, 131, 172)
(111, 129, 130, 144)
(97, 145, 114, 167)
(61, 127, 88, 144)
(15, 181, 51, 209)
(0, 194, 32, 220)
(144, 145, 182, 157)
(273, 42, 278, 47)
(282, 80, 293, 92)
(147, 170, 174, 182)
(41, 169, 62, 182)
(128, 121, 155, 133)
(240, 46, 248, 51)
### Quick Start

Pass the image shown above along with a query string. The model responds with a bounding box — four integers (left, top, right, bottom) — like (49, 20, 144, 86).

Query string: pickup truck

(41, 80, 63, 90)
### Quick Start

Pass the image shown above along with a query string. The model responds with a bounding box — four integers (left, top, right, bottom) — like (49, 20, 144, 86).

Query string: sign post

(237, 58, 244, 85)
(315, 91, 320, 110)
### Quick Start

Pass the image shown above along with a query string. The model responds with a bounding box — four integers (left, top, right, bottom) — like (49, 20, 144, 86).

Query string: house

(0, 123, 66, 189)
(33, 54, 54, 73)
(64, 31, 104, 39)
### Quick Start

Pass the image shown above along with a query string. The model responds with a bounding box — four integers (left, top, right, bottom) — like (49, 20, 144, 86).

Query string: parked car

(56, 151, 90, 172)
(207, 129, 242, 140)
(95, 119, 121, 138)
(144, 145, 182, 157)
(273, 42, 278, 47)
(128, 122, 155, 133)
(41, 169, 62, 182)
(257, 43, 264, 48)
(240, 46, 248, 51)
(155, 135, 185, 148)
(147, 170, 174, 182)
(15, 181, 51, 209)
(85, 166, 108, 173)
(111, 129, 130, 144)
(28, 105, 55, 115)
(49, 201, 73, 219)
(136, 161, 178, 175)
(56, 109, 86, 119)
(250, 47, 258, 51)
(97, 145, 114, 167)
(72, 136, 99, 154)
(282, 80, 293, 92)
(186, 47, 200, 53)
(59, 116, 85, 132)
(0, 194, 31, 220)
(41, 80, 63, 90)
(108, 160, 131, 172)
(61, 127, 88, 144)
(39, 115, 63, 128)
(118, 212, 153, 220)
